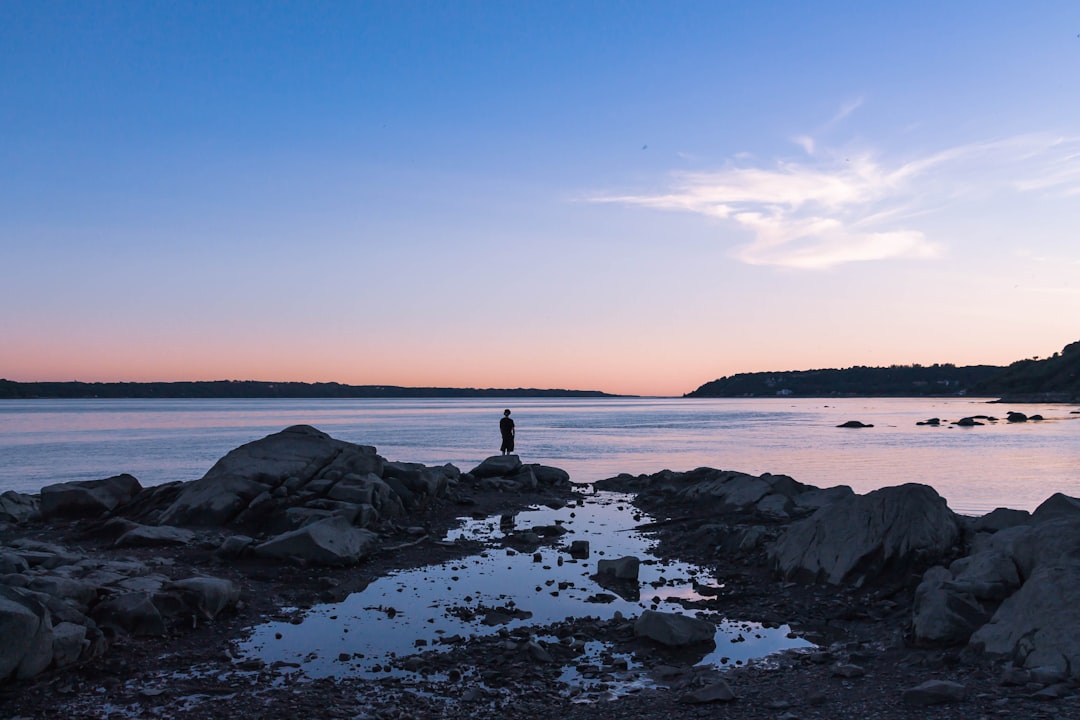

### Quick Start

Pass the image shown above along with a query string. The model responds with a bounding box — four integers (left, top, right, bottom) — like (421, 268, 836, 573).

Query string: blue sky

(3, 2, 1079, 395)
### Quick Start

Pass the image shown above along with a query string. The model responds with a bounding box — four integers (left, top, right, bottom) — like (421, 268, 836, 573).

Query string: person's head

(503, 409, 511, 416)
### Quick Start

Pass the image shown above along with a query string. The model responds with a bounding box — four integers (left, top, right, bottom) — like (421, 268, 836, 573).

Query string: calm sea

(1, 397, 1077, 515)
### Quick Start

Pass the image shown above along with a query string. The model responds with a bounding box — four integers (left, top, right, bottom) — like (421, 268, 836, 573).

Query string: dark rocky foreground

(2, 426, 1080, 719)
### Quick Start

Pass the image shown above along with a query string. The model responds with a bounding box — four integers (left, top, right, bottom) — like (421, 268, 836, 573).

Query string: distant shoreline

(0, 380, 623, 400)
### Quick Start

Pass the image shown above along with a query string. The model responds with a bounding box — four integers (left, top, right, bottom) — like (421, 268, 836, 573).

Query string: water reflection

(236, 491, 811, 689)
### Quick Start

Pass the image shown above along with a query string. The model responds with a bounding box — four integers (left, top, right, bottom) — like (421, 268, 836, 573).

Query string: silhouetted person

(499, 409, 515, 455)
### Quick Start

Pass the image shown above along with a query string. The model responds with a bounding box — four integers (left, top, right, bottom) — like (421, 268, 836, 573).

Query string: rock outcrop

(771, 484, 960, 586)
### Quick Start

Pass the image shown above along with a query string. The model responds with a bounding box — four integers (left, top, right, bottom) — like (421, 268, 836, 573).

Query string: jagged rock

(51, 621, 88, 668)
(114, 524, 196, 548)
(597, 556, 640, 580)
(771, 484, 960, 585)
(634, 610, 715, 647)
(0, 586, 54, 680)
(383, 462, 451, 501)
(970, 563, 1080, 677)
(40, 474, 142, 520)
(791, 485, 855, 513)
(91, 593, 166, 636)
(0, 551, 29, 574)
(25, 576, 99, 610)
(168, 577, 240, 619)
(970, 507, 1031, 533)
(0, 491, 40, 523)
(985, 517, 1080, 580)
(1031, 493, 1080, 523)
(469, 455, 523, 479)
(947, 549, 1021, 599)
(911, 566, 991, 645)
(158, 425, 383, 526)
(903, 679, 966, 705)
(254, 515, 378, 565)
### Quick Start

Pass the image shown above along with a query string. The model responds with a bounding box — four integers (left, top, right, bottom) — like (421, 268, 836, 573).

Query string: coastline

(3, 426, 1080, 717)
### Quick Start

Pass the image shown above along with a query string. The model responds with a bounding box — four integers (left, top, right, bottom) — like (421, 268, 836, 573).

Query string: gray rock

(791, 485, 855, 513)
(970, 507, 1031, 533)
(755, 493, 790, 519)
(25, 576, 99, 610)
(0, 551, 29, 574)
(40, 474, 142, 520)
(114, 524, 196, 548)
(985, 517, 1080, 581)
(468, 455, 523, 479)
(0, 586, 53, 680)
(532, 465, 570, 486)
(218, 535, 255, 558)
(902, 679, 966, 705)
(634, 610, 715, 647)
(168, 577, 240, 619)
(771, 484, 960, 585)
(597, 556, 640, 580)
(1031, 493, 1080, 523)
(0, 491, 40, 524)
(51, 621, 88, 668)
(970, 563, 1080, 677)
(158, 425, 383, 526)
(254, 515, 378, 565)
(948, 549, 1021, 600)
(831, 663, 866, 678)
(682, 680, 736, 703)
(911, 566, 990, 646)
(91, 593, 166, 636)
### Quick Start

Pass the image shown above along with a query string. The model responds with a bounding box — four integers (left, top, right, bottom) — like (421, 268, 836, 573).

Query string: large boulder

(970, 563, 1080, 677)
(634, 610, 715, 647)
(254, 515, 378, 566)
(469, 455, 523, 479)
(0, 586, 54, 680)
(158, 425, 383, 526)
(771, 484, 961, 585)
(91, 593, 166, 636)
(114, 524, 196, 548)
(40, 474, 142, 520)
(911, 566, 992, 646)
(0, 491, 40, 523)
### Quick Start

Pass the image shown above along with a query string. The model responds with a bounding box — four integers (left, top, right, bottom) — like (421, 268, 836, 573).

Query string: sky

(2, 1, 1079, 397)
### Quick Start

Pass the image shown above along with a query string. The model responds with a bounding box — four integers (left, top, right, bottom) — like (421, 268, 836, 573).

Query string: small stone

(903, 679, 966, 706)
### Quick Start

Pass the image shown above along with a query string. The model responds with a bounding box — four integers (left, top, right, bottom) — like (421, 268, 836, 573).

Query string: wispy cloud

(594, 132, 1080, 269)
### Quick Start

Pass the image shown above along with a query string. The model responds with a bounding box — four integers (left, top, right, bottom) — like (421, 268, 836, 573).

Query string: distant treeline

(686, 364, 1003, 398)
(971, 340, 1080, 402)
(687, 339, 1080, 401)
(0, 380, 619, 400)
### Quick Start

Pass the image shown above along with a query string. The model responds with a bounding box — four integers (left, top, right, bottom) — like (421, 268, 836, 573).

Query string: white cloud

(594, 132, 1080, 270)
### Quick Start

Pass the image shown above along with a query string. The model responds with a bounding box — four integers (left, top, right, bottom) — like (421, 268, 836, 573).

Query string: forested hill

(685, 364, 1002, 398)
(0, 380, 618, 400)
(970, 340, 1080, 401)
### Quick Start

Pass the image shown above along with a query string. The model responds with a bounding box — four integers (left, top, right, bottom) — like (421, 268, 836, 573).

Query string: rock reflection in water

(236, 491, 811, 683)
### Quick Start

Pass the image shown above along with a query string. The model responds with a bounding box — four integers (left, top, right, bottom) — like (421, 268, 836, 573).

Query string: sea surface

(1, 396, 1078, 515)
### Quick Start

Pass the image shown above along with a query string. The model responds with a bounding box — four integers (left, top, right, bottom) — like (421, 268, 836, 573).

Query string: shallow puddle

(236, 491, 811, 688)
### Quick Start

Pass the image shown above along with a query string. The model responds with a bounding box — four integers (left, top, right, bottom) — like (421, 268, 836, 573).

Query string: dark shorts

(501, 435, 514, 452)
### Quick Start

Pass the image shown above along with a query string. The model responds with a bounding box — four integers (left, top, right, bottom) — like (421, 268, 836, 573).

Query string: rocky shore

(3, 425, 1079, 719)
